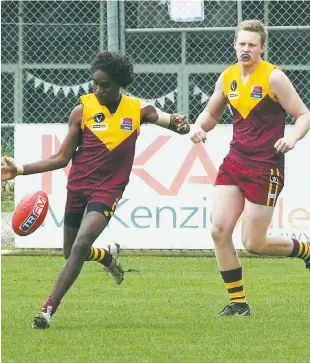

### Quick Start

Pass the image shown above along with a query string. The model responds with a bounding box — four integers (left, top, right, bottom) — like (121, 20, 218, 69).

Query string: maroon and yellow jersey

(223, 60, 286, 168)
(67, 94, 141, 195)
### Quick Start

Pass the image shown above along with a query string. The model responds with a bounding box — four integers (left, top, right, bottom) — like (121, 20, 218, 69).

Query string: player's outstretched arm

(140, 103, 190, 135)
(191, 72, 227, 144)
(271, 69, 310, 153)
(1, 105, 83, 181)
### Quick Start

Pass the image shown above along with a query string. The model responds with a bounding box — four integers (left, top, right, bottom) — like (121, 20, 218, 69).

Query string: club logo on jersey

(19, 195, 47, 232)
(270, 175, 279, 185)
(250, 86, 263, 99)
(92, 123, 108, 131)
(120, 118, 133, 130)
(228, 92, 239, 100)
(230, 80, 237, 91)
(94, 113, 105, 123)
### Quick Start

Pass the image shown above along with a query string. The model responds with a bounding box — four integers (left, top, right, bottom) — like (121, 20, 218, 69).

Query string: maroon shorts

(64, 189, 121, 227)
(215, 157, 284, 207)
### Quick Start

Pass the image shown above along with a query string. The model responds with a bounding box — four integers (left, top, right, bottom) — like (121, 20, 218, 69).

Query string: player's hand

(274, 136, 297, 153)
(170, 114, 187, 132)
(190, 126, 207, 143)
(1, 157, 18, 181)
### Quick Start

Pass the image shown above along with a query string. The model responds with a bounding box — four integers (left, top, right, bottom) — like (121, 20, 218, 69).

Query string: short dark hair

(90, 51, 134, 88)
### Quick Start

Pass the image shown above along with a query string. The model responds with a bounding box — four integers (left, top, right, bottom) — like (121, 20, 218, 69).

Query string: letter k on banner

(132, 135, 217, 196)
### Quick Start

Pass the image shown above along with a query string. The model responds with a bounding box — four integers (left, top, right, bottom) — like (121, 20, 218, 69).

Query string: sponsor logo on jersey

(92, 123, 108, 131)
(120, 118, 133, 130)
(250, 86, 263, 98)
(228, 92, 239, 100)
(94, 113, 105, 123)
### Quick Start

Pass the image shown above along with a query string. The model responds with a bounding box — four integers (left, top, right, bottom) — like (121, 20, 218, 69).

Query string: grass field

(1, 256, 308, 363)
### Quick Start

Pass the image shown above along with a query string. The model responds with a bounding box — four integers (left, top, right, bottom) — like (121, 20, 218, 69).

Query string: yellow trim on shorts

(267, 168, 274, 206)
(272, 168, 280, 207)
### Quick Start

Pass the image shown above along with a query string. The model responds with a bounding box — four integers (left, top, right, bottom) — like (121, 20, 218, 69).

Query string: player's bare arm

(270, 69, 310, 153)
(140, 104, 190, 134)
(1, 105, 83, 181)
(191, 72, 227, 144)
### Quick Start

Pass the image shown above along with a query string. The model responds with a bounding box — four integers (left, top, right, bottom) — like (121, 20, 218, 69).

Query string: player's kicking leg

(84, 241, 124, 284)
(32, 211, 123, 329)
(104, 242, 124, 284)
(82, 201, 124, 284)
(211, 185, 252, 316)
(32, 240, 123, 329)
(63, 207, 124, 283)
(84, 242, 125, 284)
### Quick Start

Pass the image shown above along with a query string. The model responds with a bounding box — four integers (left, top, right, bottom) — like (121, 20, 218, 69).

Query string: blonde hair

(235, 20, 268, 45)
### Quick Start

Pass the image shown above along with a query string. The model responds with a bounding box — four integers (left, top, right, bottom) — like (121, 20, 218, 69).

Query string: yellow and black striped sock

(220, 267, 247, 304)
(86, 247, 112, 267)
(289, 239, 310, 261)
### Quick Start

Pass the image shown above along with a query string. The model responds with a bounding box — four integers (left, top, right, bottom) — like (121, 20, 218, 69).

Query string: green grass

(1, 256, 308, 363)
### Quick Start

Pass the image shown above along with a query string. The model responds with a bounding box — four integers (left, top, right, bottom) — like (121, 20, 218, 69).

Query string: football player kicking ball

(191, 20, 310, 316)
(1, 51, 190, 329)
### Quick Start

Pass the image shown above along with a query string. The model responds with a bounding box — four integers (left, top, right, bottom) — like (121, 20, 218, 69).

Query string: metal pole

(237, 0, 243, 24)
(264, 0, 269, 61)
(125, 25, 310, 33)
(118, 0, 126, 54)
(178, 32, 189, 117)
(107, 0, 120, 52)
(99, 0, 105, 51)
(14, 0, 23, 123)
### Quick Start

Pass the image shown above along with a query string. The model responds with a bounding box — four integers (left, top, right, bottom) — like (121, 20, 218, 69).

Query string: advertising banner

(15, 125, 310, 248)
